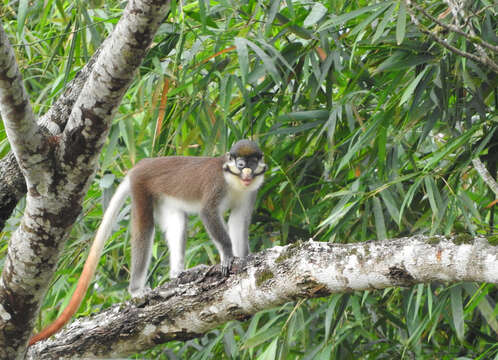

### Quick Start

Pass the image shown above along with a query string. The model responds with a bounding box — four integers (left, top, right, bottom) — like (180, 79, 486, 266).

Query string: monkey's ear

(223, 152, 231, 171)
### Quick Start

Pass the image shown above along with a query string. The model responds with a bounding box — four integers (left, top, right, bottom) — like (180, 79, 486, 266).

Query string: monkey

(29, 139, 267, 345)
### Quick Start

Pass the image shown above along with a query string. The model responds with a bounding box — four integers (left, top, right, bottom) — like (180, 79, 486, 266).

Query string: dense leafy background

(1, 0, 497, 358)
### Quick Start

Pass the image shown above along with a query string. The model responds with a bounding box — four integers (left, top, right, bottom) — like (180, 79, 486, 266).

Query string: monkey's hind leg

(129, 192, 155, 297)
(159, 208, 187, 278)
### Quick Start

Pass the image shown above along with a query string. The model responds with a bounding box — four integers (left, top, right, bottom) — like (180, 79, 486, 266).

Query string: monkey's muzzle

(241, 168, 254, 186)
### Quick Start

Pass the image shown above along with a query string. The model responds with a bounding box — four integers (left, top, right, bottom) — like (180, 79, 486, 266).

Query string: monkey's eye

(236, 158, 246, 169)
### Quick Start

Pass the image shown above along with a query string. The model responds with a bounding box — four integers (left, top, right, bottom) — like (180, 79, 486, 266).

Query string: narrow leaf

(235, 37, 249, 83)
(258, 338, 278, 360)
(243, 327, 281, 349)
(396, 0, 406, 45)
(424, 123, 480, 171)
(350, 2, 391, 37)
(336, 117, 382, 174)
(304, 3, 328, 27)
(379, 188, 401, 226)
(63, 20, 79, 85)
(372, 196, 387, 240)
(244, 39, 282, 84)
(400, 67, 429, 105)
(17, 0, 29, 35)
(424, 176, 442, 218)
(198, 0, 206, 31)
(266, 0, 281, 35)
(372, 3, 396, 43)
(318, 3, 387, 31)
(450, 286, 465, 342)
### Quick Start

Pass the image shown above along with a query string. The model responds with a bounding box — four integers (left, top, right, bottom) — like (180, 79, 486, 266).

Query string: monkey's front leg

(228, 208, 251, 257)
(200, 208, 234, 276)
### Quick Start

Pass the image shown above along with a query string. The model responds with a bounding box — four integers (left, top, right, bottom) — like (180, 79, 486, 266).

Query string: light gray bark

(27, 235, 498, 359)
(0, 1, 171, 358)
(0, 41, 101, 231)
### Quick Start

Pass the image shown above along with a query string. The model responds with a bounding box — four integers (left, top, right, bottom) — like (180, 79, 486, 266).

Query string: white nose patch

(241, 168, 252, 179)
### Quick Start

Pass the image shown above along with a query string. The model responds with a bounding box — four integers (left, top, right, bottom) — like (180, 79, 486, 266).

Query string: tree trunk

(0, 1, 171, 358)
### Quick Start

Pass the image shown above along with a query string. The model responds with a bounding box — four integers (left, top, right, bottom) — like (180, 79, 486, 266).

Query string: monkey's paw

(129, 285, 151, 300)
(221, 256, 234, 277)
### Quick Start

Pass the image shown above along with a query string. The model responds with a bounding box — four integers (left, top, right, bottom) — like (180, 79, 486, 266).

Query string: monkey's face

(223, 140, 267, 189)
(224, 154, 267, 187)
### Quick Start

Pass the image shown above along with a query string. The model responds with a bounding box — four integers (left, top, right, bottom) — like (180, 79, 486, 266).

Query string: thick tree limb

(0, 25, 41, 174)
(0, 45, 101, 231)
(0, 1, 171, 358)
(27, 235, 498, 359)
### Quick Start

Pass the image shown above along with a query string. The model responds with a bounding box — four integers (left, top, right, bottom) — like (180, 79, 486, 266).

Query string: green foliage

(1, 0, 497, 358)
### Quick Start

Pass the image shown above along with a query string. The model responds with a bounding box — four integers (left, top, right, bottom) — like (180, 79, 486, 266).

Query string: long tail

(29, 177, 131, 345)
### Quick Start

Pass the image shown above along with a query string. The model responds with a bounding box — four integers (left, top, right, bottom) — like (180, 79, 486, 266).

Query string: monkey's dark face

(223, 140, 267, 188)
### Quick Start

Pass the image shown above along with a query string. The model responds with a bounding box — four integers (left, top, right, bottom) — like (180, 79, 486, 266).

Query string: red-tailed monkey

(29, 139, 267, 345)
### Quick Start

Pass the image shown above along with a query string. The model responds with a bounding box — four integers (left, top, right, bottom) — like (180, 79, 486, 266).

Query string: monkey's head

(223, 139, 267, 189)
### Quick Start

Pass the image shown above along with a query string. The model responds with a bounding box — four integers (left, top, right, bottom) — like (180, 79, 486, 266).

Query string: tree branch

(27, 235, 498, 359)
(0, 25, 42, 173)
(405, 0, 498, 74)
(407, 1, 498, 53)
(0, 45, 101, 231)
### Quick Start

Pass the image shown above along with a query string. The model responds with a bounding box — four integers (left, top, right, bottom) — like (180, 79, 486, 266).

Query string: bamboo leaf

(63, 20, 79, 86)
(304, 3, 328, 27)
(318, 3, 387, 31)
(423, 124, 480, 171)
(336, 117, 383, 174)
(379, 188, 401, 226)
(265, 0, 281, 34)
(424, 176, 442, 218)
(400, 67, 429, 105)
(257, 338, 278, 360)
(399, 178, 423, 224)
(463, 283, 498, 335)
(350, 2, 391, 37)
(198, 0, 206, 30)
(396, 0, 406, 45)
(450, 286, 465, 342)
(239, 38, 282, 84)
(278, 110, 330, 122)
(17, 0, 29, 35)
(372, 196, 387, 240)
(243, 327, 281, 349)
(372, 3, 396, 43)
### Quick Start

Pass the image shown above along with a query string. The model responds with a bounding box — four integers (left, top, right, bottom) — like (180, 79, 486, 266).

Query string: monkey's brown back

(129, 156, 226, 202)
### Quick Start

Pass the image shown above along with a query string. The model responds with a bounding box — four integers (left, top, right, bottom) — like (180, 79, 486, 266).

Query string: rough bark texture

(0, 45, 101, 231)
(27, 235, 498, 359)
(0, 1, 171, 358)
(0, 152, 26, 230)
